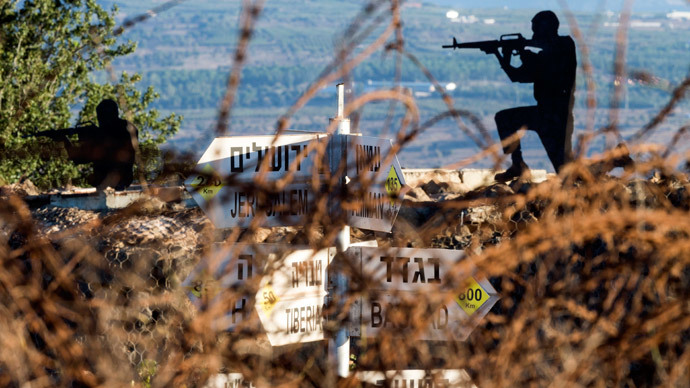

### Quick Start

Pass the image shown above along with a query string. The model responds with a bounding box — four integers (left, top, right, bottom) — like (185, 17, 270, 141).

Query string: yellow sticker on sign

(455, 277, 490, 316)
(259, 285, 279, 317)
(385, 165, 402, 204)
(187, 276, 220, 301)
(190, 164, 224, 201)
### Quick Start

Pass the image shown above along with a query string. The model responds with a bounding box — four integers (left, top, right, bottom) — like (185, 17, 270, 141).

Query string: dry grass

(1, 0, 690, 387)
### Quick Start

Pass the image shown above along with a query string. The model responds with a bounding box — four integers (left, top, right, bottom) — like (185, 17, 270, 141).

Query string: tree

(0, 0, 182, 188)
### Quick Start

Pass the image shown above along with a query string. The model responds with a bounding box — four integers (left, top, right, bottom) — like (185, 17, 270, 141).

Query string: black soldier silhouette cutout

(90, 99, 138, 190)
(492, 10, 576, 182)
(32, 99, 138, 190)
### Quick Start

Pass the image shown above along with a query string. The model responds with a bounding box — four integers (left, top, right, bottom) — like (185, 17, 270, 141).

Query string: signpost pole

(329, 83, 351, 381)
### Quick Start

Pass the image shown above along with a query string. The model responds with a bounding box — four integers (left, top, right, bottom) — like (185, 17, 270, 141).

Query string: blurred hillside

(101, 0, 690, 170)
(427, 0, 687, 12)
(1, 1, 690, 386)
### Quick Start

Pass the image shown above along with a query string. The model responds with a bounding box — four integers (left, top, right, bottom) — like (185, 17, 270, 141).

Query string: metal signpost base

(328, 83, 351, 381)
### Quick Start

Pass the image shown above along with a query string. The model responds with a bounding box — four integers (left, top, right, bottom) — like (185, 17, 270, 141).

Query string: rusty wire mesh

(2, 0, 690, 387)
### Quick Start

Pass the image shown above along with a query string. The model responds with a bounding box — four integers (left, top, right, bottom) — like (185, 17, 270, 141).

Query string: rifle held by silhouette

(23, 123, 97, 142)
(443, 33, 534, 55)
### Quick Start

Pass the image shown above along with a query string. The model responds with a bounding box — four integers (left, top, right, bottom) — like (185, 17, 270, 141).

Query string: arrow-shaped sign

(255, 247, 335, 346)
(185, 135, 328, 228)
(345, 135, 406, 233)
(348, 246, 499, 341)
(182, 243, 335, 346)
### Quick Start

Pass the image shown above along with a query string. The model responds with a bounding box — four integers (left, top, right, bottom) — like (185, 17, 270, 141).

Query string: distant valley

(102, 0, 690, 170)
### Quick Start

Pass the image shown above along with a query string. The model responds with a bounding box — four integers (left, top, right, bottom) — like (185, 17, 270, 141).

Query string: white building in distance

(667, 11, 690, 20)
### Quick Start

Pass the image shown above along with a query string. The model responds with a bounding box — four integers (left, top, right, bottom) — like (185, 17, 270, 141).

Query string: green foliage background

(0, 0, 181, 189)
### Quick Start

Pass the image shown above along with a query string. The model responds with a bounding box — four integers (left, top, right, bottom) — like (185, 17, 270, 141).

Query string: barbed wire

(1, 0, 690, 387)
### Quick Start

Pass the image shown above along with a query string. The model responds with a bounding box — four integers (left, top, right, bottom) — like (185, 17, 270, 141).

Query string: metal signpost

(328, 83, 353, 380)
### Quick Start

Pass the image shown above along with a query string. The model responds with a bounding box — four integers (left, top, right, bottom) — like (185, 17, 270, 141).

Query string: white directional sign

(184, 243, 497, 345)
(185, 133, 406, 233)
(182, 243, 284, 332)
(183, 244, 336, 346)
(205, 370, 473, 387)
(204, 373, 256, 388)
(255, 247, 335, 346)
(355, 369, 475, 388)
(185, 134, 327, 228)
(348, 247, 499, 341)
(346, 135, 406, 233)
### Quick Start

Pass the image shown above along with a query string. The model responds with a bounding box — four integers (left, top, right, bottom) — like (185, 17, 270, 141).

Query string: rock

(434, 192, 463, 201)
(418, 207, 462, 237)
(397, 200, 440, 227)
(265, 227, 298, 243)
(0, 178, 40, 197)
(422, 180, 446, 195)
(421, 179, 469, 196)
(246, 227, 272, 243)
(509, 179, 537, 195)
(509, 208, 539, 228)
(108, 216, 198, 248)
(431, 234, 454, 249)
(404, 186, 431, 202)
(625, 179, 660, 208)
(666, 182, 689, 210)
(390, 217, 424, 248)
(33, 206, 100, 234)
(240, 228, 273, 243)
(350, 227, 370, 242)
(403, 169, 469, 192)
(397, 204, 421, 227)
(462, 205, 501, 225)
(302, 225, 324, 244)
(132, 196, 168, 214)
(21, 179, 40, 196)
(453, 225, 472, 248)
(416, 201, 441, 221)
(588, 142, 635, 176)
(464, 183, 514, 200)
(445, 181, 471, 193)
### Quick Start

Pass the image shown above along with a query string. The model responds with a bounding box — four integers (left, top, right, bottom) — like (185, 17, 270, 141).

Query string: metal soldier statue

(492, 11, 576, 181)
(32, 99, 139, 190)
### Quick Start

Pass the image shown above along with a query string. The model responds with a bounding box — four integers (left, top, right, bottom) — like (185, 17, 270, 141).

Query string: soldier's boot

(494, 160, 530, 183)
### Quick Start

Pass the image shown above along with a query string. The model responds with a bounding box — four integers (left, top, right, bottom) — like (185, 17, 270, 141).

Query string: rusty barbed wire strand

(216, 0, 266, 136)
(276, 10, 397, 135)
(380, 0, 404, 139)
(112, 0, 189, 37)
(3, 0, 690, 387)
(663, 124, 690, 159)
(600, 0, 632, 148)
(403, 51, 494, 152)
(630, 76, 690, 142)
(440, 129, 524, 170)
